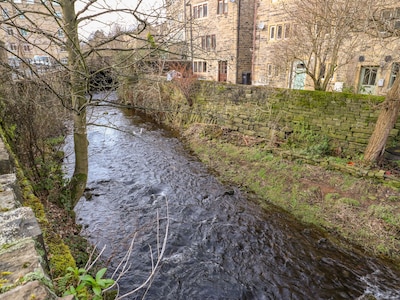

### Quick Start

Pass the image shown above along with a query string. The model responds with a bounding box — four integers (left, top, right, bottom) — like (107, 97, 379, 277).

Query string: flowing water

(65, 94, 400, 300)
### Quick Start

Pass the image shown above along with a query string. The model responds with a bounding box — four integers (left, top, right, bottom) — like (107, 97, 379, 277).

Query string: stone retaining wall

(125, 80, 400, 157)
(0, 137, 60, 299)
(191, 83, 400, 155)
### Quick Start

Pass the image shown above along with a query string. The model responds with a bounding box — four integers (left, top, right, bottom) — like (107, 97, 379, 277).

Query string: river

(64, 95, 400, 300)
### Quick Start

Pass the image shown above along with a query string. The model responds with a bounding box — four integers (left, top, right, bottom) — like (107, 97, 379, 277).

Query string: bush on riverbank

(0, 80, 95, 296)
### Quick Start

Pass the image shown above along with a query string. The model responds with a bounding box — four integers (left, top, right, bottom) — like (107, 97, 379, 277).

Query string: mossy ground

(182, 123, 400, 266)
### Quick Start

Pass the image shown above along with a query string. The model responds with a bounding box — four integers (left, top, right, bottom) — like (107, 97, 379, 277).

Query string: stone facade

(253, 0, 400, 95)
(168, 1, 400, 95)
(168, 0, 256, 84)
(0, 1, 67, 69)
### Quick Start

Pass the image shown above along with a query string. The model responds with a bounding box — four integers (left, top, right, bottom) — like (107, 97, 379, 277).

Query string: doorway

(292, 62, 306, 90)
(218, 61, 227, 82)
(359, 66, 378, 94)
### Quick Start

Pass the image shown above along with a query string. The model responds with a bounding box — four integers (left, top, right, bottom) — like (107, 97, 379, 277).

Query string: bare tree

(0, 0, 183, 207)
(273, 0, 373, 91)
(363, 2, 400, 162)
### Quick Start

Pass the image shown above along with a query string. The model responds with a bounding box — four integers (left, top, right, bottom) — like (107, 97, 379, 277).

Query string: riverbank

(181, 123, 400, 266)
(119, 79, 400, 266)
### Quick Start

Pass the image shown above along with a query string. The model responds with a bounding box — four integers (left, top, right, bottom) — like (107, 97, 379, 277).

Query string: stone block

(0, 173, 17, 188)
(0, 188, 18, 211)
(0, 239, 47, 291)
(0, 207, 42, 245)
(0, 139, 12, 175)
(0, 280, 57, 300)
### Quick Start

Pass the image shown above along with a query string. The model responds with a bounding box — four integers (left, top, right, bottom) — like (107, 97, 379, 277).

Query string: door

(359, 66, 378, 94)
(218, 61, 227, 82)
(292, 63, 306, 90)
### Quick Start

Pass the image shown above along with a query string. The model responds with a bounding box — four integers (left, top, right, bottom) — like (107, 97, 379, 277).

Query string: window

(9, 43, 17, 51)
(60, 46, 67, 52)
(277, 24, 283, 39)
(361, 67, 378, 85)
(274, 65, 279, 77)
(284, 24, 290, 39)
(267, 64, 273, 76)
(193, 61, 207, 73)
(269, 26, 275, 40)
(379, 7, 400, 32)
(55, 11, 62, 19)
(193, 3, 207, 19)
(14, 0, 22, 3)
(22, 43, 31, 52)
(8, 57, 20, 68)
(60, 57, 68, 64)
(57, 28, 64, 37)
(389, 62, 399, 88)
(217, 0, 228, 15)
(267, 64, 279, 77)
(26, 0, 34, 3)
(2, 8, 9, 19)
(6, 27, 13, 35)
(201, 34, 216, 50)
(20, 29, 28, 36)
(270, 23, 290, 40)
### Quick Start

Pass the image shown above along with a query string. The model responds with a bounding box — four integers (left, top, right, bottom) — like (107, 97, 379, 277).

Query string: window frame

(201, 34, 216, 51)
(57, 28, 64, 37)
(20, 29, 28, 36)
(193, 2, 208, 19)
(9, 43, 17, 51)
(269, 26, 275, 40)
(389, 62, 400, 88)
(217, 0, 228, 15)
(284, 23, 290, 39)
(22, 43, 31, 52)
(276, 24, 283, 39)
(2, 8, 9, 19)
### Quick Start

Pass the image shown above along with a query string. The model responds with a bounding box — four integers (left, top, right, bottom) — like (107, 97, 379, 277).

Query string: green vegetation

(62, 267, 114, 300)
(183, 123, 400, 264)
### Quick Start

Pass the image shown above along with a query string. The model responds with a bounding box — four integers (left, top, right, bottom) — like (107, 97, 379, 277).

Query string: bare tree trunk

(364, 76, 400, 162)
(63, 0, 88, 207)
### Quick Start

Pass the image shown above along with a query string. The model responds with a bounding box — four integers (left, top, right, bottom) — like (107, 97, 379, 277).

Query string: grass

(183, 123, 400, 266)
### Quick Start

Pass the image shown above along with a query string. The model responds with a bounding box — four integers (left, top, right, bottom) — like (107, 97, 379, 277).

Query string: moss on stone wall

(121, 80, 399, 157)
(0, 126, 76, 293)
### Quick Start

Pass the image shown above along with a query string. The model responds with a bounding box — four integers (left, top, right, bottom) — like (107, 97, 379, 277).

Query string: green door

(293, 63, 306, 90)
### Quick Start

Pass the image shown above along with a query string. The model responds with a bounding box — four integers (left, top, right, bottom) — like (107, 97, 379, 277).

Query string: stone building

(167, 0, 256, 84)
(252, 0, 400, 95)
(0, 0, 67, 71)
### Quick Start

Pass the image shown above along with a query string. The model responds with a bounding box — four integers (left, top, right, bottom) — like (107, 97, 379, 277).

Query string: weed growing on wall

(285, 124, 331, 157)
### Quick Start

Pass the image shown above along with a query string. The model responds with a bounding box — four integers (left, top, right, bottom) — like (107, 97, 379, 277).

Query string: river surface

(64, 95, 400, 299)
